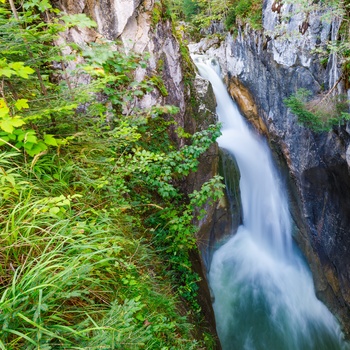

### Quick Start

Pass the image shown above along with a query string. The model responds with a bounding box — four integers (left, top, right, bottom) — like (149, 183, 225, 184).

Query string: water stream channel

(193, 56, 348, 350)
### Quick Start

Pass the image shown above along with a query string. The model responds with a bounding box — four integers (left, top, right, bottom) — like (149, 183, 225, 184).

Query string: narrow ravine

(193, 56, 348, 350)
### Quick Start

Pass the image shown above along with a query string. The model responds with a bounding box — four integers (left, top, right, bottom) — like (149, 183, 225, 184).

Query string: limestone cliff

(190, 0, 350, 335)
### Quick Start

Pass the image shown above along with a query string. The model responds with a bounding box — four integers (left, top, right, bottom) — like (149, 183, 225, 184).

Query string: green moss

(152, 0, 172, 27)
(156, 58, 165, 72)
(152, 5, 162, 26)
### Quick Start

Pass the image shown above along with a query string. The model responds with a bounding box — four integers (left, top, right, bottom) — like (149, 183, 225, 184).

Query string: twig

(314, 75, 343, 107)
(0, 138, 21, 152)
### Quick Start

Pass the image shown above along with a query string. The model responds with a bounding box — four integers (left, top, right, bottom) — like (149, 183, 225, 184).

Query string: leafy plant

(169, 0, 263, 32)
(0, 1, 223, 348)
(225, 0, 262, 30)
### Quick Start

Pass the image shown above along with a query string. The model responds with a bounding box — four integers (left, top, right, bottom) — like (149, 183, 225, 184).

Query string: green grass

(0, 148, 213, 349)
(0, 10, 222, 346)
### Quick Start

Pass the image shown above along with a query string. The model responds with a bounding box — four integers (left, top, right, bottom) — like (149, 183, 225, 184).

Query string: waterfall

(193, 56, 348, 350)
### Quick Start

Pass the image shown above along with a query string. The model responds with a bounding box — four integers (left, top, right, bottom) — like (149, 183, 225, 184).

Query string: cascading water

(193, 56, 348, 350)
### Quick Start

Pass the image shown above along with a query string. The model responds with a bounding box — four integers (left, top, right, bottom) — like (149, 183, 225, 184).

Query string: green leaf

(25, 141, 48, 156)
(0, 116, 25, 133)
(0, 67, 14, 78)
(0, 106, 9, 119)
(44, 134, 58, 146)
(49, 206, 60, 215)
(8, 62, 35, 79)
(24, 142, 34, 150)
(0, 135, 9, 146)
(15, 99, 29, 111)
(26, 133, 37, 143)
(60, 14, 97, 28)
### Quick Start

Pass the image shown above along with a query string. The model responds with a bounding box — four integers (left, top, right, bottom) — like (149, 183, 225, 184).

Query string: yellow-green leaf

(0, 68, 14, 78)
(0, 116, 25, 133)
(11, 117, 26, 128)
(44, 134, 58, 146)
(8, 62, 35, 79)
(49, 207, 60, 215)
(0, 105, 9, 119)
(15, 99, 29, 111)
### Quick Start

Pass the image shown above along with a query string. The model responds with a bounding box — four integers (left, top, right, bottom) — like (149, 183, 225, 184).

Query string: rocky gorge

(55, 0, 350, 343)
(190, 0, 350, 337)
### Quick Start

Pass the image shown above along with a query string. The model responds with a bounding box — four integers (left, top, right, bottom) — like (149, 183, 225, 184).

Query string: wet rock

(226, 76, 268, 136)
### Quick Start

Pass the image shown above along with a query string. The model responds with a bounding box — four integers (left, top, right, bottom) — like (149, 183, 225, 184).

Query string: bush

(284, 88, 350, 132)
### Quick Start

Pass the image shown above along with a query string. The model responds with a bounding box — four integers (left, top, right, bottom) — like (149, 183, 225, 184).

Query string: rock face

(55, 0, 221, 345)
(191, 0, 350, 335)
(58, 0, 142, 40)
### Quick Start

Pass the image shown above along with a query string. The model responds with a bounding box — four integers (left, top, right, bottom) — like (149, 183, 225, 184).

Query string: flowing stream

(193, 56, 348, 350)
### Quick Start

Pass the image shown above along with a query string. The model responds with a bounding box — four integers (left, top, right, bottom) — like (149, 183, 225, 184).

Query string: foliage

(183, 0, 200, 20)
(168, 0, 263, 32)
(225, 0, 262, 30)
(0, 1, 223, 348)
(284, 88, 350, 132)
(0, 2, 97, 156)
(0, 150, 212, 349)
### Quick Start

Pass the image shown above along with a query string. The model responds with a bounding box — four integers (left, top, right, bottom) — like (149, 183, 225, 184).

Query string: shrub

(284, 88, 350, 132)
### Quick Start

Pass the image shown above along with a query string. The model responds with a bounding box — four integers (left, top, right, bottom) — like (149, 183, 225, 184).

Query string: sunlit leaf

(15, 99, 29, 111)
(44, 134, 58, 146)
(0, 105, 9, 119)
(0, 116, 25, 133)
(0, 67, 14, 77)
(8, 62, 35, 79)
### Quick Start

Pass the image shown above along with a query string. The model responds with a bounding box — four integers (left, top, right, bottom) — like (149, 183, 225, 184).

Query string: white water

(193, 56, 348, 350)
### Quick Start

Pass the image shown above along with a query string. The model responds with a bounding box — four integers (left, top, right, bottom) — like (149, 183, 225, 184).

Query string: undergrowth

(168, 0, 263, 33)
(225, 0, 263, 30)
(0, 1, 224, 348)
(0, 150, 219, 349)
